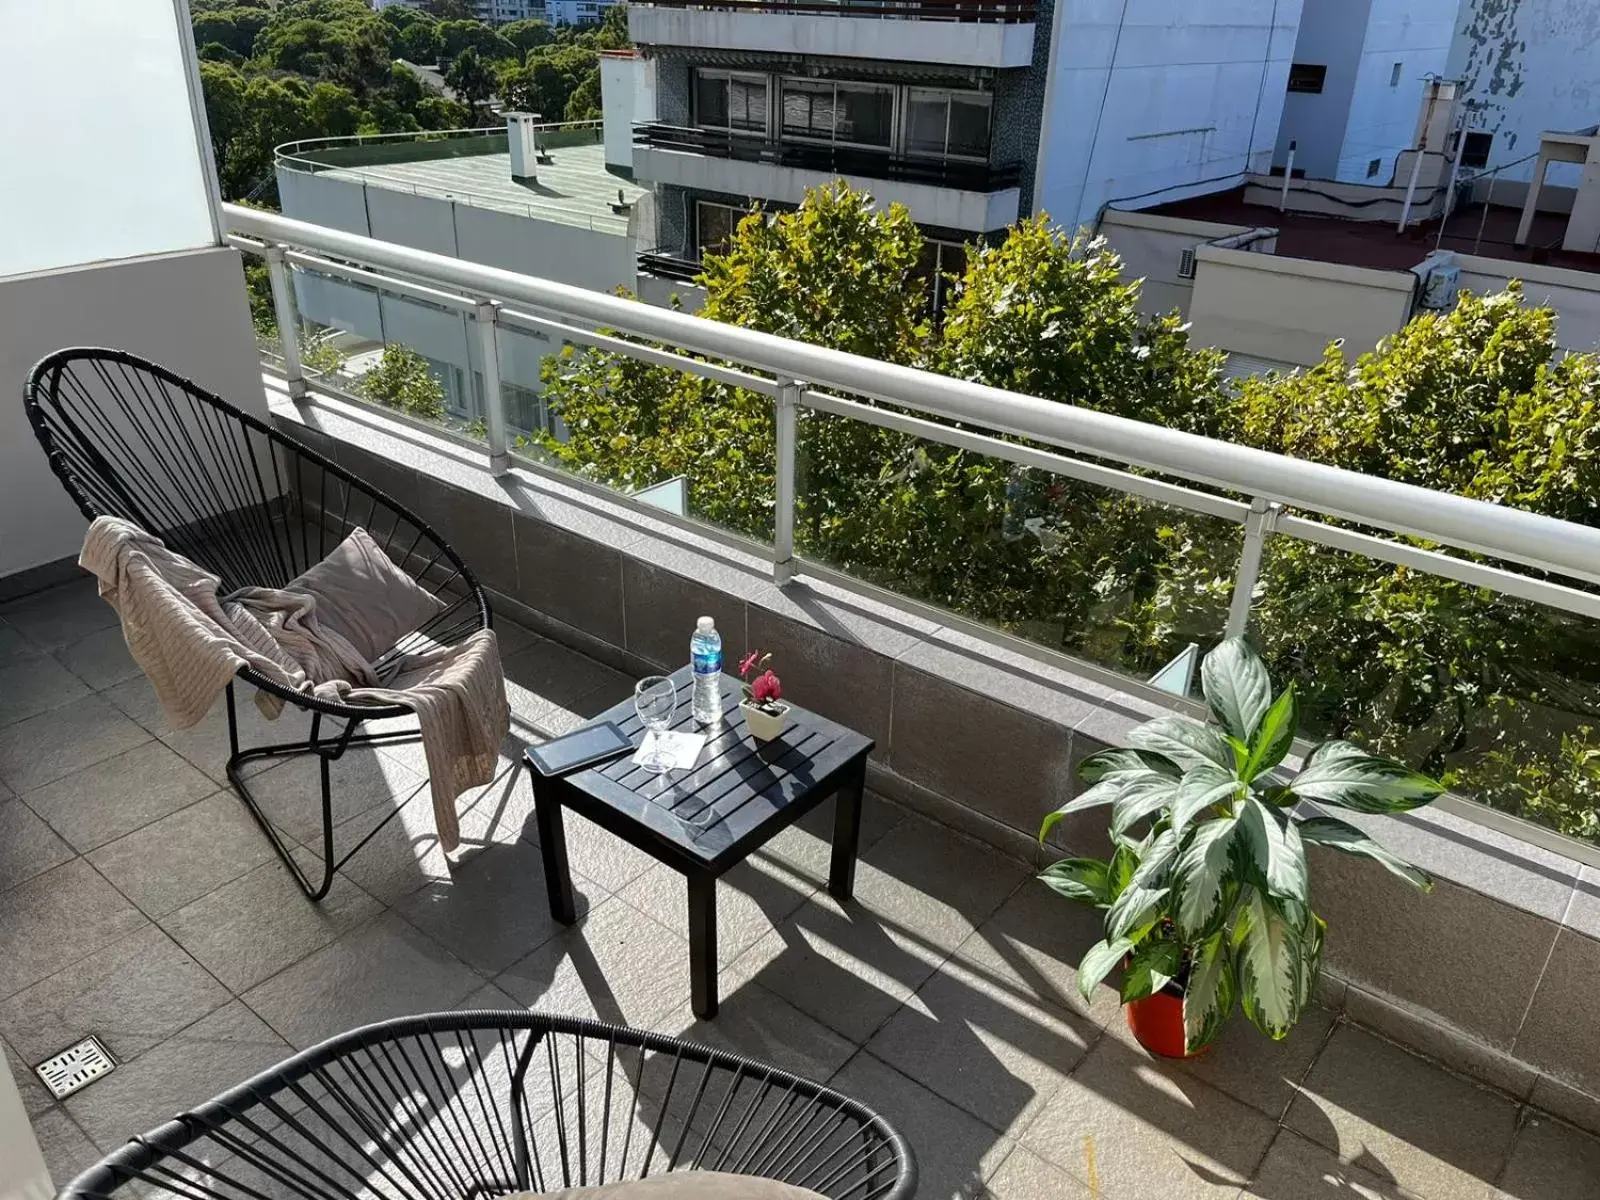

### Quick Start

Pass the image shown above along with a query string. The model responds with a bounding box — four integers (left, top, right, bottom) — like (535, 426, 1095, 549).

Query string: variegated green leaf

(1110, 775, 1180, 838)
(1170, 763, 1240, 839)
(1037, 858, 1112, 906)
(1183, 931, 1237, 1053)
(1237, 797, 1309, 904)
(1289, 740, 1444, 813)
(1107, 843, 1138, 899)
(1077, 937, 1134, 1002)
(1201, 638, 1273, 743)
(1106, 882, 1169, 942)
(1296, 815, 1433, 890)
(1128, 716, 1236, 773)
(1232, 891, 1305, 1039)
(1128, 827, 1180, 890)
(1121, 938, 1183, 1003)
(1079, 747, 1181, 783)
(1173, 816, 1240, 939)
(1242, 684, 1297, 782)
(1295, 908, 1326, 1012)
(1038, 778, 1122, 843)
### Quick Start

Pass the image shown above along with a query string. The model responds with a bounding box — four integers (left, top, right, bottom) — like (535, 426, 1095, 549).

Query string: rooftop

(4, 568, 1600, 1199)
(283, 134, 647, 236)
(1149, 187, 1600, 276)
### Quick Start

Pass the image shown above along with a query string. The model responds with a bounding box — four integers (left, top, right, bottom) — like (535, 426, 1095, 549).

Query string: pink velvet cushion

(286, 527, 443, 662)
(529, 1172, 827, 1199)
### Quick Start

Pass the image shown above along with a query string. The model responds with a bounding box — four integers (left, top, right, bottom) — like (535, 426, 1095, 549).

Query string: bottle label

(692, 647, 721, 675)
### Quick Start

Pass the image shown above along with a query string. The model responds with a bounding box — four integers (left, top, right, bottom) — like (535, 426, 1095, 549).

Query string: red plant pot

(1125, 985, 1209, 1059)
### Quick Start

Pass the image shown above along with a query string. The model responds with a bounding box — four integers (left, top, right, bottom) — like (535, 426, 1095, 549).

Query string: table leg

(829, 759, 867, 903)
(687, 871, 718, 1020)
(533, 778, 577, 925)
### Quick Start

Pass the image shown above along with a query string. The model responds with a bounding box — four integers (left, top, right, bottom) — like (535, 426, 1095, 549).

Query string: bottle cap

(696, 616, 715, 632)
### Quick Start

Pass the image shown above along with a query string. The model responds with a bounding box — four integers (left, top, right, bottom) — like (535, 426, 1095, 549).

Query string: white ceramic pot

(740, 699, 790, 742)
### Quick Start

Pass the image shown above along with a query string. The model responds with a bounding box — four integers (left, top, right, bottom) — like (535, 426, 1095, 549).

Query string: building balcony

(628, 0, 1035, 69)
(633, 123, 1022, 232)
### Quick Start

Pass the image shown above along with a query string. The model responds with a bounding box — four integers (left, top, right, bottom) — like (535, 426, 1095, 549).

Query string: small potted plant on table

(738, 651, 790, 742)
(1039, 638, 1444, 1058)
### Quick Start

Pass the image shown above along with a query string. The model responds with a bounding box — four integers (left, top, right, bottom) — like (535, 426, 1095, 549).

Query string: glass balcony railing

(628, 0, 1038, 21)
(633, 123, 1024, 192)
(228, 200, 1600, 860)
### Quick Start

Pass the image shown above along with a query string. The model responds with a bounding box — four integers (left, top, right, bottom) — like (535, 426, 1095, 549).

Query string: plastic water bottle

(690, 616, 723, 726)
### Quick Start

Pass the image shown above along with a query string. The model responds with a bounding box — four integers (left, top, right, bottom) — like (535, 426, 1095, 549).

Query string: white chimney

(507, 112, 541, 182)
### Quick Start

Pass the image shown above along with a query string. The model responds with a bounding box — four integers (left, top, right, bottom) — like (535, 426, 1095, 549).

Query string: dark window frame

(1287, 63, 1327, 94)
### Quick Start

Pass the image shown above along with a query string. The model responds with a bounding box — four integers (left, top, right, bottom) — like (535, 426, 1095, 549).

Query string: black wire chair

(23, 347, 492, 902)
(60, 1012, 917, 1200)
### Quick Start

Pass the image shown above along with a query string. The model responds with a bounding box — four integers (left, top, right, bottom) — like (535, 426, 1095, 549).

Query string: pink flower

(738, 651, 760, 678)
(752, 669, 782, 704)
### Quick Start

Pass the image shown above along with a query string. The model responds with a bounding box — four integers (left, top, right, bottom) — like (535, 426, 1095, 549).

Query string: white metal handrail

(224, 201, 1600, 607)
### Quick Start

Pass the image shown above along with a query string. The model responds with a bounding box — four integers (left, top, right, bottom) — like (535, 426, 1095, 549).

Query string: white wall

(1335, 0, 1459, 184)
(1450, 0, 1600, 186)
(1273, 0, 1372, 180)
(602, 54, 654, 173)
(1097, 208, 1259, 316)
(0, 248, 267, 576)
(1034, 0, 1305, 231)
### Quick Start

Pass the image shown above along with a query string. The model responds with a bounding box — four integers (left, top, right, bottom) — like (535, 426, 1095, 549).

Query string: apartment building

(625, 0, 1302, 296)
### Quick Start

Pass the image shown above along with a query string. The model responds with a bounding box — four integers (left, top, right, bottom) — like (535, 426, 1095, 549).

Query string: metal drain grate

(34, 1036, 116, 1099)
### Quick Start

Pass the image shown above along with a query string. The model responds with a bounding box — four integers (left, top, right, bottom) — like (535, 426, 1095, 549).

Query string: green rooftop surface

(313, 141, 646, 235)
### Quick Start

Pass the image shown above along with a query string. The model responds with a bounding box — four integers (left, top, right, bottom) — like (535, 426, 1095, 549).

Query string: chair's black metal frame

(60, 1011, 917, 1200)
(23, 347, 492, 902)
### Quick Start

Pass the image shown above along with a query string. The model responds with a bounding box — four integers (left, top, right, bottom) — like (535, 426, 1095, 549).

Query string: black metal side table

(524, 667, 874, 1019)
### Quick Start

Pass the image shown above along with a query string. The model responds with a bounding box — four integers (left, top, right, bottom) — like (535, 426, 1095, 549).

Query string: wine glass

(634, 675, 678, 774)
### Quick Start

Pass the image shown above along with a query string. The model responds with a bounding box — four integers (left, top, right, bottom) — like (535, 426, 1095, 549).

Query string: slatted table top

(526, 666, 874, 872)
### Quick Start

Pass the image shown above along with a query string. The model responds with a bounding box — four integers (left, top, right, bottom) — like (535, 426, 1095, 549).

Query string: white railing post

(773, 379, 802, 586)
(474, 300, 510, 475)
(264, 244, 308, 401)
(1225, 497, 1277, 640)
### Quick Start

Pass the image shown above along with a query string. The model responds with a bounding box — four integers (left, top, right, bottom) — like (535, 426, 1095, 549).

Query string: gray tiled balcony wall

(273, 394, 1600, 1136)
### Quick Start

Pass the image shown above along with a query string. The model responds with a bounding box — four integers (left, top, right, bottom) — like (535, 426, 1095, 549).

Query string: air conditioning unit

(1177, 247, 1197, 279)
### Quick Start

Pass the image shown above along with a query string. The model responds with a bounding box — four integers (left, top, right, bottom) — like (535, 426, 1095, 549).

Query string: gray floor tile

(30, 1107, 102, 1189)
(396, 837, 596, 974)
(503, 638, 633, 710)
(866, 950, 1102, 1136)
(560, 809, 664, 894)
(0, 925, 229, 1065)
(88, 792, 275, 918)
(0, 859, 147, 1000)
(65, 1002, 291, 1152)
(1496, 1111, 1600, 1200)
(0, 655, 90, 727)
(52, 625, 141, 690)
(161, 853, 381, 993)
(752, 791, 904, 888)
(5, 1036, 55, 1118)
(980, 1145, 1094, 1199)
(0, 695, 151, 793)
(453, 742, 538, 845)
(245, 748, 427, 846)
(657, 981, 858, 1086)
(617, 855, 817, 968)
(0, 579, 119, 649)
(22, 742, 216, 853)
(0, 620, 45, 667)
(1020, 1034, 1278, 1199)
(242, 913, 484, 1049)
(829, 1050, 1013, 1200)
(1242, 1128, 1419, 1199)
(326, 788, 456, 905)
(0, 797, 74, 891)
(104, 677, 313, 784)
(1285, 1024, 1519, 1199)
(495, 898, 692, 1030)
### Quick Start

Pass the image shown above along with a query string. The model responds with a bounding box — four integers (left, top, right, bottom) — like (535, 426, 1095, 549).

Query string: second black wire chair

(23, 347, 492, 901)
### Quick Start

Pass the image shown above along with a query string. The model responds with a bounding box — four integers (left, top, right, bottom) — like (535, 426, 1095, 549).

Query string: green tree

(390, 13, 443, 64)
(193, 7, 269, 57)
(415, 95, 473, 129)
(306, 81, 362, 137)
(444, 47, 495, 121)
(422, 0, 477, 19)
(563, 68, 603, 120)
(502, 18, 555, 53)
(596, 3, 630, 49)
(438, 20, 517, 64)
(358, 346, 447, 421)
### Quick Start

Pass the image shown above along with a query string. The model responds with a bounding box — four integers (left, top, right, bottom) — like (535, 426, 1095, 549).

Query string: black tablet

(526, 722, 634, 777)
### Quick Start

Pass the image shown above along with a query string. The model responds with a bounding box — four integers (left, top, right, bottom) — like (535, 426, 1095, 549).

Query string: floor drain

(34, 1036, 116, 1100)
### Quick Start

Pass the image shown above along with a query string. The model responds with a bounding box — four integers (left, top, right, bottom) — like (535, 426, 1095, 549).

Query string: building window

(1461, 131, 1493, 169)
(1390, 61, 1403, 87)
(903, 89, 992, 161)
(694, 201, 748, 258)
(504, 381, 547, 436)
(914, 239, 967, 318)
(1367, 157, 1382, 178)
(692, 69, 768, 135)
(781, 78, 894, 150)
(1287, 64, 1327, 94)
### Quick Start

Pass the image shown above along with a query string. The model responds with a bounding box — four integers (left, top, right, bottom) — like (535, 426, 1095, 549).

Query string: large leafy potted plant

(1038, 638, 1444, 1057)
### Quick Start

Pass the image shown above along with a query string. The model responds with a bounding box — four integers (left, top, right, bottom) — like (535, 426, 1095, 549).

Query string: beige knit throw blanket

(80, 516, 509, 853)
